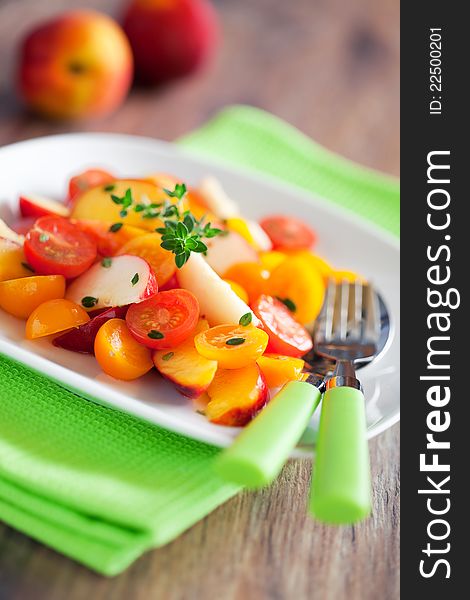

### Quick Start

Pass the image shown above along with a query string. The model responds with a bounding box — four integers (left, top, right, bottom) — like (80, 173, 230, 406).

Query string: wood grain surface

(0, 0, 400, 598)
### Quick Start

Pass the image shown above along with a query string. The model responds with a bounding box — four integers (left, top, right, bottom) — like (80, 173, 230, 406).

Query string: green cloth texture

(0, 105, 399, 576)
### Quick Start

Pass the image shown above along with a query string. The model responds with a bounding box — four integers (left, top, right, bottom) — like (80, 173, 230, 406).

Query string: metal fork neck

(326, 361, 363, 391)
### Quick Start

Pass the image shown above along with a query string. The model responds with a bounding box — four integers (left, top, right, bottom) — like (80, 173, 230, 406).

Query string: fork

(309, 279, 380, 523)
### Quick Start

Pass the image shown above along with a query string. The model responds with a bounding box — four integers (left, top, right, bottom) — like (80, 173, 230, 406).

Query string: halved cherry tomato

(94, 318, 153, 380)
(257, 353, 305, 388)
(223, 262, 270, 304)
(24, 216, 97, 279)
(252, 295, 313, 358)
(0, 275, 65, 319)
(194, 324, 269, 369)
(25, 298, 90, 339)
(126, 289, 199, 349)
(68, 169, 115, 203)
(259, 215, 316, 250)
(223, 279, 249, 304)
(268, 255, 325, 324)
(118, 233, 176, 287)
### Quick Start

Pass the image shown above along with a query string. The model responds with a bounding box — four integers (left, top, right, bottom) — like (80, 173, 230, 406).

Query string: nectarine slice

(153, 319, 217, 399)
(71, 180, 168, 231)
(205, 364, 268, 426)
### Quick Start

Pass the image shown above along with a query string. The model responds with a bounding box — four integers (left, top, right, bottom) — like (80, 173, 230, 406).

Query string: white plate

(0, 133, 400, 456)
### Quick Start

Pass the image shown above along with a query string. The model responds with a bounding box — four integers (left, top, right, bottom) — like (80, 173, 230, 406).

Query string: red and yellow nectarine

(17, 10, 133, 120)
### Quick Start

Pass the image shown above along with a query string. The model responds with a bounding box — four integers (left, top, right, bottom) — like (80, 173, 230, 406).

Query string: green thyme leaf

(239, 313, 253, 326)
(39, 233, 49, 243)
(148, 330, 164, 339)
(101, 257, 112, 268)
(162, 352, 174, 361)
(103, 184, 115, 192)
(163, 182, 187, 200)
(226, 337, 246, 346)
(81, 296, 98, 308)
(277, 297, 297, 312)
(109, 222, 123, 233)
(131, 273, 139, 286)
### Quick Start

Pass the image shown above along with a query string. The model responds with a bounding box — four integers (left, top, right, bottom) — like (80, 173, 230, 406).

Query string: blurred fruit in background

(16, 10, 133, 120)
(122, 0, 219, 85)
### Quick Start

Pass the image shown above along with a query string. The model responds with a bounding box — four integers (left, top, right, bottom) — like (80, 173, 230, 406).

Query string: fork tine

(339, 280, 349, 340)
(363, 283, 380, 342)
(348, 280, 362, 339)
(323, 278, 336, 342)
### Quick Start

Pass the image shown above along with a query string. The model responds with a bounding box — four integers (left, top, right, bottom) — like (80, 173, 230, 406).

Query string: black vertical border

(401, 2, 466, 596)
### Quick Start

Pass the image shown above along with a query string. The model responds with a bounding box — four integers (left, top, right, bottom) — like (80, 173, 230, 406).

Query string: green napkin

(0, 105, 399, 576)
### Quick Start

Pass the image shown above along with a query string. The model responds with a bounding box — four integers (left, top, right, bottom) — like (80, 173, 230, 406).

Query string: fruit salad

(0, 169, 360, 427)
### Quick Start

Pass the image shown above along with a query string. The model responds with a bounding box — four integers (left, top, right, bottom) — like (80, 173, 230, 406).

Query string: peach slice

(205, 364, 269, 426)
(153, 319, 217, 399)
(257, 354, 305, 389)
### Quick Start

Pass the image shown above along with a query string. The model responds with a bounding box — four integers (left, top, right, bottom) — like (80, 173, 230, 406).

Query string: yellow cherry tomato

(195, 324, 269, 369)
(223, 262, 270, 304)
(0, 275, 65, 319)
(331, 269, 367, 283)
(268, 255, 325, 324)
(257, 353, 305, 388)
(223, 279, 249, 303)
(118, 233, 176, 287)
(259, 250, 287, 272)
(0, 240, 32, 282)
(94, 318, 154, 381)
(25, 298, 90, 339)
(284, 250, 333, 281)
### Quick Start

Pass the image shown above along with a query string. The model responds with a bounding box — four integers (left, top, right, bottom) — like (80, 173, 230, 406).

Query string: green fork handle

(309, 386, 371, 524)
(215, 380, 322, 488)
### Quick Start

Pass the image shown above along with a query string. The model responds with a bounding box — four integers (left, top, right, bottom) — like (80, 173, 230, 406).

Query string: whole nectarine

(122, 0, 219, 84)
(17, 10, 133, 120)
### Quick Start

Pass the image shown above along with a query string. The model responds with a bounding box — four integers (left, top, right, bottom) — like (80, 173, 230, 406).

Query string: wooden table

(0, 0, 400, 598)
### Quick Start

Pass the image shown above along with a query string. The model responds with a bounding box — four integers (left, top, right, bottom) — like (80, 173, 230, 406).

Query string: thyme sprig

(108, 183, 224, 267)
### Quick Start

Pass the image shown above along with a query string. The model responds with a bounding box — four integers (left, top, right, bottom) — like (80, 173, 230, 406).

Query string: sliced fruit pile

(0, 169, 364, 426)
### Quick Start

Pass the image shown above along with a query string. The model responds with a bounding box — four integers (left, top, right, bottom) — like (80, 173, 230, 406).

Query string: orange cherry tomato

(94, 318, 154, 381)
(0, 275, 65, 319)
(118, 233, 176, 287)
(268, 255, 325, 324)
(0, 239, 32, 282)
(68, 169, 115, 203)
(223, 262, 270, 304)
(25, 298, 90, 339)
(257, 353, 305, 388)
(195, 324, 268, 369)
(223, 279, 249, 304)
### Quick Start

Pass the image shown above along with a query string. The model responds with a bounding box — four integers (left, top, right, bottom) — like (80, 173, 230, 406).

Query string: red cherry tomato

(126, 289, 199, 349)
(68, 169, 115, 203)
(252, 295, 313, 358)
(259, 215, 316, 250)
(24, 216, 97, 279)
